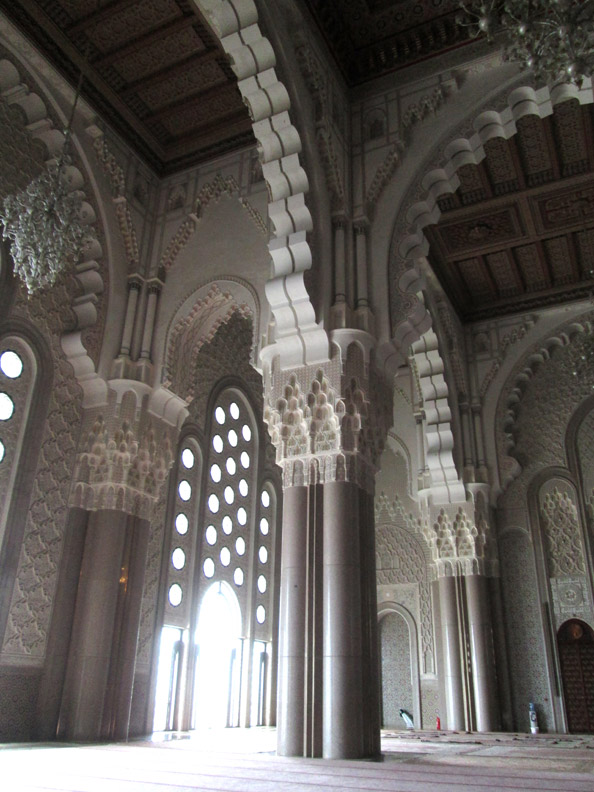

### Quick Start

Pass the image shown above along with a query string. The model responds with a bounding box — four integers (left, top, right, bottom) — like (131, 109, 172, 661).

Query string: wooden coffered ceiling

(425, 99, 594, 321)
(301, 0, 472, 84)
(1, 0, 254, 174)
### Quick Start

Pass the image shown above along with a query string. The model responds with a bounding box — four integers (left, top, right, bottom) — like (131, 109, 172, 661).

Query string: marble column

(465, 574, 499, 732)
(140, 280, 161, 360)
(58, 510, 128, 740)
(119, 277, 142, 357)
(438, 575, 466, 730)
(277, 484, 309, 756)
(323, 480, 363, 759)
(354, 223, 369, 308)
(333, 217, 347, 304)
(358, 488, 381, 757)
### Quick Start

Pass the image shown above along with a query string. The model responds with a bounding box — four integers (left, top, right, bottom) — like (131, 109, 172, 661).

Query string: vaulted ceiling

(2, 0, 254, 174)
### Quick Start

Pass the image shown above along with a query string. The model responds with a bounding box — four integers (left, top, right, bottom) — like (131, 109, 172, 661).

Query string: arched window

(0, 337, 37, 553)
(153, 386, 280, 732)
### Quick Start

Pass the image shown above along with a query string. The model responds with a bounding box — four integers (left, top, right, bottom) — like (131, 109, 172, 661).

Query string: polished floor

(2, 728, 594, 791)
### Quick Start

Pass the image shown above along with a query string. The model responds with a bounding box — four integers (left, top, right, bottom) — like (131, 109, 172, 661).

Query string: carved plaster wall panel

(500, 528, 553, 731)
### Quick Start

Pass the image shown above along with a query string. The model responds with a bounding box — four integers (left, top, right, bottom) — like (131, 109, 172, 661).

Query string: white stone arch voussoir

(0, 55, 105, 402)
(392, 80, 594, 507)
(192, 0, 328, 369)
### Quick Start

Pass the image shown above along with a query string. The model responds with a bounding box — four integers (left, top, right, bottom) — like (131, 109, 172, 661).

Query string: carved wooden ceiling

(425, 100, 594, 321)
(301, 0, 471, 84)
(2, 0, 254, 174)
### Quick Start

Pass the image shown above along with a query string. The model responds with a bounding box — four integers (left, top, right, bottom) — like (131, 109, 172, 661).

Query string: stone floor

(2, 728, 594, 791)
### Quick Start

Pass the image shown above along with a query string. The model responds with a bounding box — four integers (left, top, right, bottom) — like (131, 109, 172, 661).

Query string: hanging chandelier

(0, 68, 90, 294)
(457, 1, 594, 86)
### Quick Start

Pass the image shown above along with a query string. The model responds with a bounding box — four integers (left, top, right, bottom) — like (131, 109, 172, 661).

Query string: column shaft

(465, 575, 499, 732)
(355, 226, 369, 308)
(58, 510, 127, 740)
(140, 288, 159, 360)
(277, 485, 309, 756)
(438, 576, 466, 730)
(119, 282, 141, 357)
(323, 480, 363, 758)
(333, 220, 346, 303)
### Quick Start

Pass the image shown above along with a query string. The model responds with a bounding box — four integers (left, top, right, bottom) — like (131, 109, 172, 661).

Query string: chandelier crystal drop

(457, 1, 594, 86)
(0, 139, 89, 294)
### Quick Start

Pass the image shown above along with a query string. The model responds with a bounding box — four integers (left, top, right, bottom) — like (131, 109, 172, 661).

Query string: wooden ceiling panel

(90, 0, 182, 54)
(302, 0, 472, 84)
(514, 244, 550, 292)
(3, 0, 253, 173)
(429, 103, 594, 320)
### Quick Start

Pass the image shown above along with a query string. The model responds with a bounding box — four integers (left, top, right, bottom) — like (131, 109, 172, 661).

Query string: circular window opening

(168, 583, 183, 607)
(181, 448, 195, 469)
(224, 485, 235, 505)
(261, 490, 270, 508)
(242, 424, 252, 442)
(203, 558, 215, 578)
(226, 457, 237, 476)
(0, 439, 4, 463)
(178, 480, 192, 501)
(205, 525, 217, 545)
(230, 402, 240, 420)
(237, 507, 247, 526)
(238, 479, 248, 497)
(210, 463, 222, 483)
(259, 517, 269, 536)
(259, 546, 268, 564)
(240, 451, 250, 469)
(220, 546, 231, 567)
(257, 575, 267, 594)
(222, 515, 233, 534)
(175, 513, 189, 534)
(0, 350, 23, 379)
(233, 568, 244, 586)
(171, 547, 186, 570)
(0, 393, 14, 421)
(215, 406, 226, 425)
(208, 493, 220, 513)
(256, 605, 266, 624)
(228, 429, 238, 447)
(212, 435, 224, 453)
(235, 537, 246, 556)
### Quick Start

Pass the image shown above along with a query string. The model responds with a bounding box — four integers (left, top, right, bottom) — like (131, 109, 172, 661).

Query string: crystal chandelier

(0, 71, 89, 293)
(457, 1, 594, 86)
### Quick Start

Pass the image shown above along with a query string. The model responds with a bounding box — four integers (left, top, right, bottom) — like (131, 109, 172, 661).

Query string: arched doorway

(192, 581, 242, 729)
(378, 606, 421, 729)
(558, 619, 594, 733)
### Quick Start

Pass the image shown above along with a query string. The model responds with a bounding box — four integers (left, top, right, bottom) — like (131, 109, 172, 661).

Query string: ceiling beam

(120, 48, 221, 99)
(92, 16, 196, 69)
(67, 0, 145, 36)
(142, 81, 241, 124)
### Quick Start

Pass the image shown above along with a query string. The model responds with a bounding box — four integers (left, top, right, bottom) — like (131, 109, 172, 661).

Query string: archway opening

(558, 618, 594, 733)
(192, 581, 242, 729)
(380, 611, 414, 729)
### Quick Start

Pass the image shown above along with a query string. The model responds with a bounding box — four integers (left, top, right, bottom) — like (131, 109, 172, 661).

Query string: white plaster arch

(381, 78, 594, 507)
(192, 0, 328, 370)
(0, 49, 108, 406)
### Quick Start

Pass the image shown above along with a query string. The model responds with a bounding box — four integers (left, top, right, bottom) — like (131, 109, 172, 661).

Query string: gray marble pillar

(323, 480, 363, 758)
(277, 485, 308, 756)
(58, 510, 128, 740)
(438, 575, 466, 730)
(58, 510, 148, 741)
(465, 574, 499, 732)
